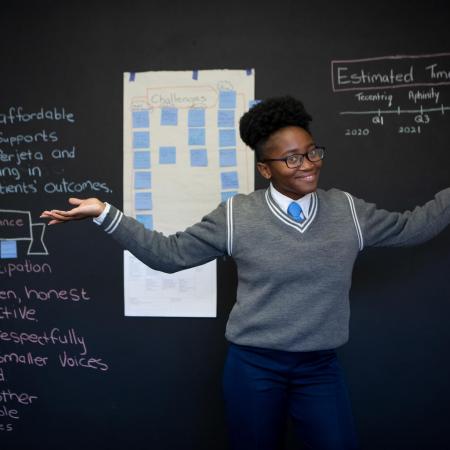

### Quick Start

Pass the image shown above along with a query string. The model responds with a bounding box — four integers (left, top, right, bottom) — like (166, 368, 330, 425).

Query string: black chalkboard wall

(1, 1, 449, 449)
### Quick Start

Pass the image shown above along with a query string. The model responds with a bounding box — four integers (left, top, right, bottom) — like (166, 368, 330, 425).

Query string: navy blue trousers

(222, 343, 359, 450)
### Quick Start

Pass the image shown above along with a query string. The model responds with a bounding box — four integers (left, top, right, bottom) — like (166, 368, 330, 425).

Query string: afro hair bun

(239, 95, 312, 154)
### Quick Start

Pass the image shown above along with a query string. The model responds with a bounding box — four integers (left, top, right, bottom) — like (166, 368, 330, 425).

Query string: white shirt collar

(269, 183, 313, 219)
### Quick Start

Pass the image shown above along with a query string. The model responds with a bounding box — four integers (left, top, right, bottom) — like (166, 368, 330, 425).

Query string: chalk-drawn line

(339, 105, 450, 115)
(0, 209, 48, 256)
(331, 52, 450, 92)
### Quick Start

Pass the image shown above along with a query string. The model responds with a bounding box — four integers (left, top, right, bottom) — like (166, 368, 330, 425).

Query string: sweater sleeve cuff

(93, 202, 111, 225)
(97, 205, 124, 234)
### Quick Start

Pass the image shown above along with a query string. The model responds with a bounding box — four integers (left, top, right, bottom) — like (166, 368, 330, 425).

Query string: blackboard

(1, 1, 449, 449)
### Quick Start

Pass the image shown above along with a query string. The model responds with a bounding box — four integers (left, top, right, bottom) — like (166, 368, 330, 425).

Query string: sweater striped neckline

(265, 188, 319, 233)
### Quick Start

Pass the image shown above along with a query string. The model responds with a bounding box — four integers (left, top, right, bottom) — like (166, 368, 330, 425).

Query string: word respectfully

(0, 328, 87, 355)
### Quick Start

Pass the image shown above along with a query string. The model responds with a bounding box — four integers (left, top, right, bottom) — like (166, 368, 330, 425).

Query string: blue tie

(287, 201, 305, 222)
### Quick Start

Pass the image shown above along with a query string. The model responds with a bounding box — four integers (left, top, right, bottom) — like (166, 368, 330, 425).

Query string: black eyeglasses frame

(261, 146, 325, 169)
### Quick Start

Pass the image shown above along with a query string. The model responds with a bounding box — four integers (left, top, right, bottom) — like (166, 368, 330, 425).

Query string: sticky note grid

(218, 90, 238, 200)
(132, 110, 152, 216)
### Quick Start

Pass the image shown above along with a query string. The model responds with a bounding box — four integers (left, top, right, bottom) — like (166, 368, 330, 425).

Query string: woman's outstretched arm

(41, 197, 228, 273)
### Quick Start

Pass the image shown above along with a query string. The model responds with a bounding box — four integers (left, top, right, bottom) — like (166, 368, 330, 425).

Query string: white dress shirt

(269, 183, 312, 219)
(93, 202, 111, 225)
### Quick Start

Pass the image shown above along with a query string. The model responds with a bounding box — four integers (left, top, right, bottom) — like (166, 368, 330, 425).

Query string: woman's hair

(239, 95, 312, 160)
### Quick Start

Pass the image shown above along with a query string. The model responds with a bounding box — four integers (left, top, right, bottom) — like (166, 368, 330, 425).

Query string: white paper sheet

(123, 69, 255, 317)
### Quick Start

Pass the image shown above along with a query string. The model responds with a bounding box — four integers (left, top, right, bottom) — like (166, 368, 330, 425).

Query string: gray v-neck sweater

(100, 187, 450, 351)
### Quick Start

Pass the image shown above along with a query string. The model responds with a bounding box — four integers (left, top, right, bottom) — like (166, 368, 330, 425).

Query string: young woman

(41, 96, 450, 450)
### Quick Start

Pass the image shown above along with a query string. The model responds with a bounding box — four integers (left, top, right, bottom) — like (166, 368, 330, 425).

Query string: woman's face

(256, 126, 323, 200)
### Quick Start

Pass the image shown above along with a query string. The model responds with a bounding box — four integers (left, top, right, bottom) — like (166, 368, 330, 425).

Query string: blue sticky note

(132, 110, 150, 128)
(219, 149, 237, 167)
(218, 110, 235, 128)
(136, 214, 153, 230)
(135, 192, 153, 210)
(159, 146, 176, 164)
(219, 129, 236, 147)
(161, 108, 178, 125)
(133, 131, 150, 149)
(134, 172, 152, 189)
(221, 171, 239, 189)
(221, 191, 238, 202)
(189, 128, 205, 145)
(219, 90, 236, 109)
(133, 151, 151, 169)
(188, 108, 205, 127)
(1, 240, 17, 258)
(190, 149, 208, 167)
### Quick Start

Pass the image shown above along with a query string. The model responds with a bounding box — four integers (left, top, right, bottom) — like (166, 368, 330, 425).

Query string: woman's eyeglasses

(262, 146, 325, 169)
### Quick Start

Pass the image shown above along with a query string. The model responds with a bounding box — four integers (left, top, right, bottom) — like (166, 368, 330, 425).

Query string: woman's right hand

(40, 197, 106, 225)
